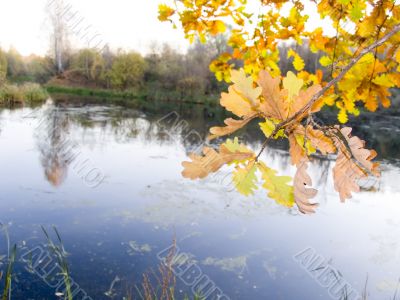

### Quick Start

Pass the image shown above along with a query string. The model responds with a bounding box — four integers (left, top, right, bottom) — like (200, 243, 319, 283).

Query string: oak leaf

(288, 84, 322, 120)
(294, 160, 318, 214)
(233, 162, 258, 196)
(209, 115, 256, 140)
(288, 132, 308, 165)
(258, 71, 322, 122)
(230, 69, 262, 104)
(222, 137, 253, 153)
(182, 143, 254, 180)
(220, 85, 255, 117)
(287, 49, 305, 71)
(259, 118, 285, 138)
(283, 71, 304, 101)
(292, 125, 336, 155)
(332, 127, 380, 201)
(259, 162, 294, 207)
(258, 70, 286, 120)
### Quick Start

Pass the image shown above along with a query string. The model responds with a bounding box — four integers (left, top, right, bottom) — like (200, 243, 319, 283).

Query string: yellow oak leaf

(372, 74, 394, 88)
(230, 69, 262, 104)
(396, 50, 400, 64)
(287, 49, 305, 71)
(293, 55, 305, 71)
(233, 162, 258, 196)
(322, 94, 337, 106)
(158, 4, 175, 21)
(388, 73, 400, 86)
(357, 17, 375, 38)
(294, 133, 316, 155)
(283, 71, 304, 101)
(259, 119, 275, 138)
(259, 162, 294, 207)
(222, 137, 253, 154)
(319, 56, 332, 67)
(337, 107, 348, 123)
(259, 118, 285, 138)
(210, 20, 226, 35)
(350, 0, 365, 21)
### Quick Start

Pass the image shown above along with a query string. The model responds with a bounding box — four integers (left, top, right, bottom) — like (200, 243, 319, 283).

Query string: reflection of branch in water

(315, 159, 330, 187)
(35, 105, 75, 187)
(314, 158, 331, 204)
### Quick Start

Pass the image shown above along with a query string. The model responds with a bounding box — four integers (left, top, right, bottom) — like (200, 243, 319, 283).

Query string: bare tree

(46, 0, 69, 74)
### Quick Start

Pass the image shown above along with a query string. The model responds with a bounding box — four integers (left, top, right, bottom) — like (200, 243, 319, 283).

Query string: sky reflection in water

(0, 102, 399, 299)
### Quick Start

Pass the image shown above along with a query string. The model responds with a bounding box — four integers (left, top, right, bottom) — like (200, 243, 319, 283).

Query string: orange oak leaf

(258, 70, 286, 120)
(220, 85, 255, 118)
(288, 132, 308, 166)
(292, 125, 336, 155)
(287, 84, 323, 120)
(305, 126, 336, 155)
(220, 69, 262, 118)
(182, 144, 254, 179)
(209, 114, 257, 140)
(258, 70, 322, 122)
(294, 160, 318, 214)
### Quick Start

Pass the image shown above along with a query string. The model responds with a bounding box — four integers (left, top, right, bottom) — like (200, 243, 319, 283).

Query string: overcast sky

(0, 0, 190, 56)
(0, 0, 334, 56)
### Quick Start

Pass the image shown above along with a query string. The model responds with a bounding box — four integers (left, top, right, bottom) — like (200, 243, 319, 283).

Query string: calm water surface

(0, 100, 400, 299)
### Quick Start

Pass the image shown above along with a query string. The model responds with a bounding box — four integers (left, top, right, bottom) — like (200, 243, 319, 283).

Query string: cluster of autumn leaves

(182, 70, 380, 213)
(157, 0, 393, 213)
(159, 0, 400, 123)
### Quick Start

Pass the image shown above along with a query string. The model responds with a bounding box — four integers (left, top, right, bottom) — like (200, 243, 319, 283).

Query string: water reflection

(31, 102, 390, 209)
(0, 101, 400, 299)
(35, 103, 72, 186)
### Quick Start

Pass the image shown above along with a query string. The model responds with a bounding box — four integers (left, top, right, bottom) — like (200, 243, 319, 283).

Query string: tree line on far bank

(0, 38, 231, 102)
(0, 37, 331, 103)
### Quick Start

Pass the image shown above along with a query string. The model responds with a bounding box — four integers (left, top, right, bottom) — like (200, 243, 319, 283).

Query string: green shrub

(21, 83, 49, 103)
(0, 82, 49, 105)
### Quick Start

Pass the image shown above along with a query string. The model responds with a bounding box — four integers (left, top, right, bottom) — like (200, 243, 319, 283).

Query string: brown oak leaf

(294, 160, 318, 214)
(332, 127, 380, 201)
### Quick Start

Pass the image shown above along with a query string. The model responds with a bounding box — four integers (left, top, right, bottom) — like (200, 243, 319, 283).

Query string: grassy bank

(46, 85, 147, 101)
(46, 84, 220, 106)
(0, 83, 49, 105)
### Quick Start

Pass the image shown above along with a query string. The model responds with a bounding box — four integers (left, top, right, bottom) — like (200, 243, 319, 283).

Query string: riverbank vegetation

(0, 37, 330, 106)
(0, 40, 229, 105)
(0, 82, 49, 105)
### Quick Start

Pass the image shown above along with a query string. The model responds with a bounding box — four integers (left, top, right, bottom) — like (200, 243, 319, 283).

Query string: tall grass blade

(1, 245, 16, 300)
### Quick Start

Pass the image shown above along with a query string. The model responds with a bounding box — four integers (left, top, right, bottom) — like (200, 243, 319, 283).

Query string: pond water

(0, 99, 400, 300)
